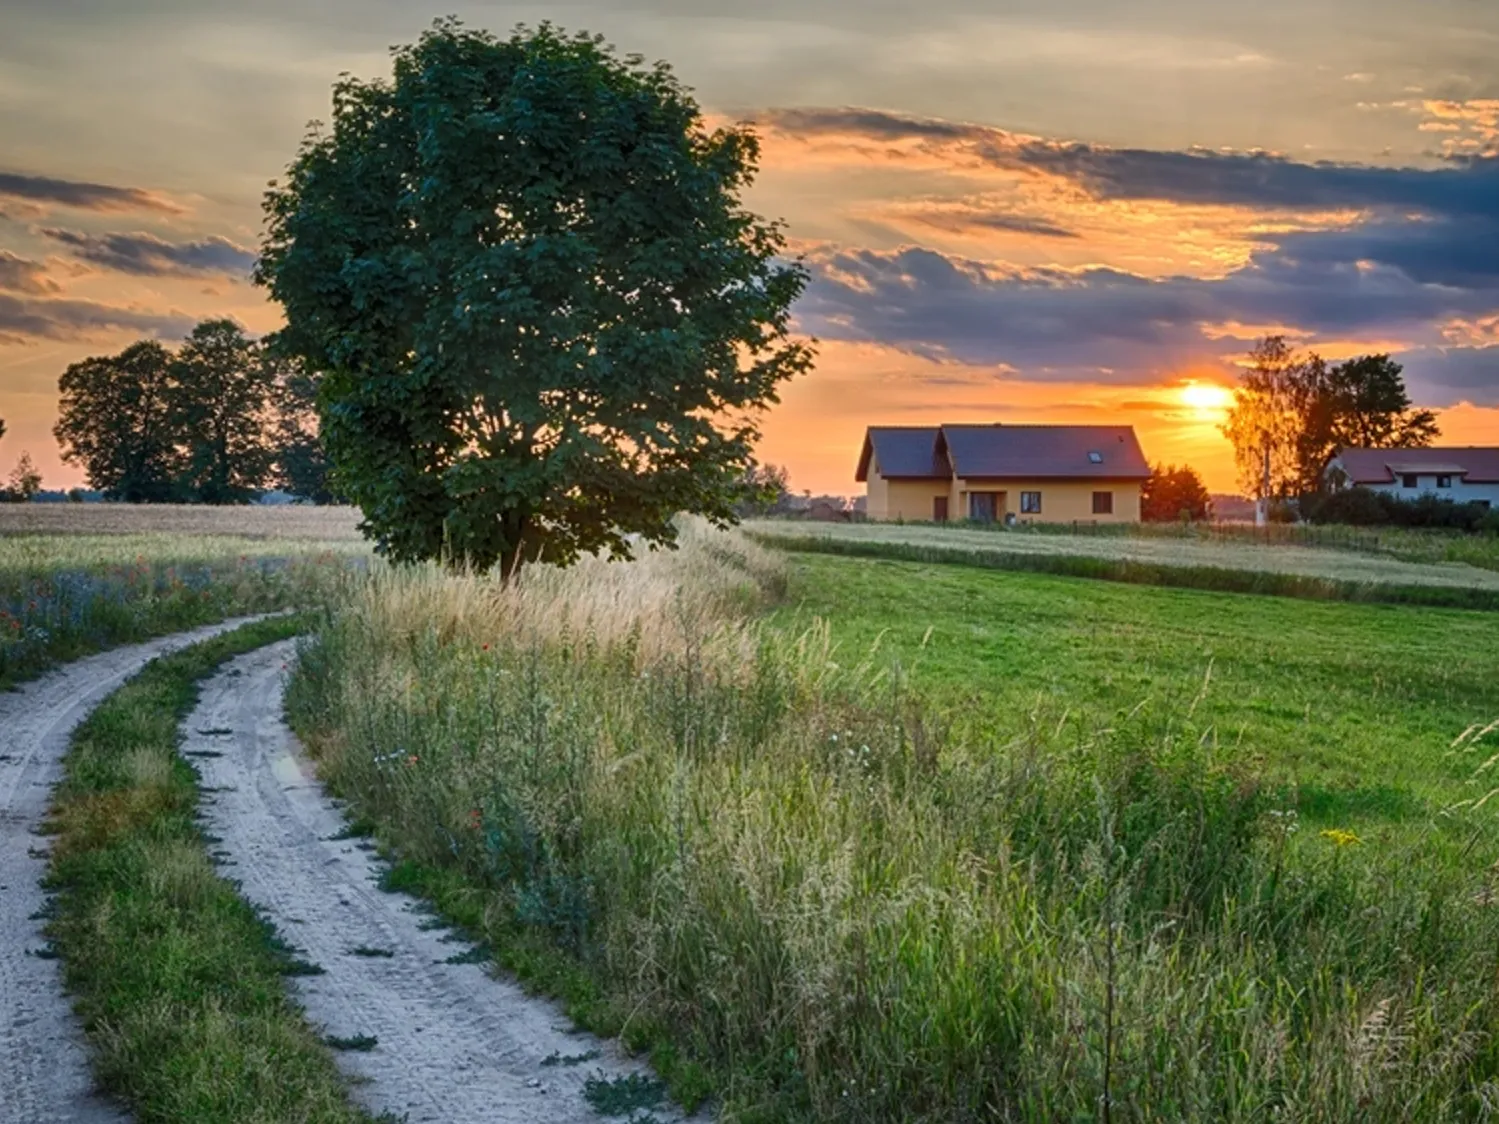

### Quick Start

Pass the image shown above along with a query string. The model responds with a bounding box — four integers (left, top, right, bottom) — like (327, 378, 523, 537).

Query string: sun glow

(1179, 381, 1235, 413)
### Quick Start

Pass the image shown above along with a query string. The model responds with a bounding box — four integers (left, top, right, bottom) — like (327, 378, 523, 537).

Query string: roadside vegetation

(288, 522, 1499, 1121)
(43, 616, 378, 1124)
(0, 537, 357, 689)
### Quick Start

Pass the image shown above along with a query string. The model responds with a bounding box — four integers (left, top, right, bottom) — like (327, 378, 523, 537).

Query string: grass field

(289, 525, 1499, 1122)
(749, 520, 1499, 608)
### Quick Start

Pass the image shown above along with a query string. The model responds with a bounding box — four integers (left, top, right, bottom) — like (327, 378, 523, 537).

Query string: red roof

(1333, 447, 1499, 484)
(856, 424, 1150, 483)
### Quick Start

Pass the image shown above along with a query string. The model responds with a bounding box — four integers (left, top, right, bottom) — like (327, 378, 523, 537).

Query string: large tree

(269, 353, 336, 503)
(1222, 337, 1439, 501)
(55, 341, 184, 502)
(256, 20, 814, 572)
(170, 319, 277, 504)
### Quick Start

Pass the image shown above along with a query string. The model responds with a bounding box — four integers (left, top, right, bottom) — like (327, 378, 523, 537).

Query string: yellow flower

(1320, 828, 1363, 848)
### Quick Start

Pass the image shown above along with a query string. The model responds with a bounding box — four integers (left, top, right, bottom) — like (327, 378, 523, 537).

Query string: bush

(1303, 486, 1498, 532)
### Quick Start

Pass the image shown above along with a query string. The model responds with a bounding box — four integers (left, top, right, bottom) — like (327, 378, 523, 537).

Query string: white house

(1324, 447, 1499, 508)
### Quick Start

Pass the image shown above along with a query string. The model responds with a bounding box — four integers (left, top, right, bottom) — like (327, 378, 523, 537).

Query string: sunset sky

(1, 1, 1496, 497)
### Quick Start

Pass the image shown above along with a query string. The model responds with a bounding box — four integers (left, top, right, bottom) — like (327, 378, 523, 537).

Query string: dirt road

(0, 620, 259, 1124)
(188, 641, 683, 1124)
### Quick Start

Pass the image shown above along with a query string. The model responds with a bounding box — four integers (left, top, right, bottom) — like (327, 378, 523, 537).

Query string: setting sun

(1179, 382, 1236, 413)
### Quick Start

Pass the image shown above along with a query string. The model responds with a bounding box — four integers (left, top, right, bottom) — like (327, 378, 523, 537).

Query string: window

(968, 492, 998, 522)
(1020, 491, 1042, 514)
(933, 496, 949, 522)
(1477, 500, 1492, 510)
(1092, 491, 1114, 515)
(1402, 474, 1419, 489)
(1088, 451, 1104, 464)
(1437, 475, 1453, 489)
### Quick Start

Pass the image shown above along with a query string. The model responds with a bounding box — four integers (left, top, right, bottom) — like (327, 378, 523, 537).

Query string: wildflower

(468, 808, 483, 830)
(481, 643, 490, 652)
(406, 754, 420, 766)
(1320, 828, 1362, 848)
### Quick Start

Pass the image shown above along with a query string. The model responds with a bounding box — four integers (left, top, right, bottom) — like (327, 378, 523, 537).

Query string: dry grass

(0, 503, 365, 542)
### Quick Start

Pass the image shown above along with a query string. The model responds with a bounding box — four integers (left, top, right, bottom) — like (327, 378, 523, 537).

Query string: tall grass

(289, 523, 1499, 1121)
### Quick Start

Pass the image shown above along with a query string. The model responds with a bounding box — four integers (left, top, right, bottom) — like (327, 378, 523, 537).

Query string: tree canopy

(1141, 463, 1213, 523)
(1222, 336, 1438, 501)
(54, 321, 326, 504)
(256, 20, 814, 573)
(55, 340, 183, 502)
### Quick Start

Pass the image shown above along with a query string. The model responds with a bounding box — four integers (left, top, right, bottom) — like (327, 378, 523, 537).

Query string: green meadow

(289, 526, 1499, 1122)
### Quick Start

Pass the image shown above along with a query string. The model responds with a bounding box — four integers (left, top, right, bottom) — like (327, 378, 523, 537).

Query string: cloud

(757, 106, 1499, 216)
(40, 229, 255, 278)
(1396, 345, 1499, 406)
(0, 252, 59, 295)
(796, 244, 1499, 383)
(0, 171, 182, 215)
(0, 292, 192, 346)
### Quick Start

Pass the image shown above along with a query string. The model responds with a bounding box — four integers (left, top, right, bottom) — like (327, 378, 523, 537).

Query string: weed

(542, 1049, 601, 1067)
(582, 1072, 667, 1117)
(325, 1034, 379, 1052)
(348, 945, 395, 958)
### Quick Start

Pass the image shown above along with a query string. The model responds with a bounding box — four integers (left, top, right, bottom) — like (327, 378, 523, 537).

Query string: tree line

(1223, 335, 1440, 506)
(53, 319, 331, 504)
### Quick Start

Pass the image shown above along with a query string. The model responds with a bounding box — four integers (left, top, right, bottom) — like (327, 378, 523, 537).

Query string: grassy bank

(43, 615, 377, 1124)
(748, 521, 1499, 609)
(288, 525, 1499, 1121)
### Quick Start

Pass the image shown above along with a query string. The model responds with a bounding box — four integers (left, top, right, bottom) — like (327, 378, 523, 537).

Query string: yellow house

(856, 424, 1149, 524)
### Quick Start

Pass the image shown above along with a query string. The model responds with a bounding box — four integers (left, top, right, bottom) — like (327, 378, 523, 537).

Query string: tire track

(191, 642, 683, 1124)
(0, 619, 264, 1124)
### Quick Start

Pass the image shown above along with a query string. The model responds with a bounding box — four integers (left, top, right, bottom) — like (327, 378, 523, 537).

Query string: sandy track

(0, 619, 263, 1124)
(190, 641, 683, 1124)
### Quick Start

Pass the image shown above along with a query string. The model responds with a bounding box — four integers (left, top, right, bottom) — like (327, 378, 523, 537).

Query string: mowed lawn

(778, 552, 1499, 832)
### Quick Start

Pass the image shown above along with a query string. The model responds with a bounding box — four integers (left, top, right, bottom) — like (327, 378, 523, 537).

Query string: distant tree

(735, 462, 792, 516)
(8, 452, 41, 501)
(0, 418, 6, 443)
(1141, 463, 1213, 523)
(170, 320, 277, 504)
(55, 341, 185, 502)
(1224, 337, 1439, 504)
(256, 20, 814, 573)
(1221, 336, 1308, 505)
(1295, 354, 1438, 494)
(269, 354, 335, 504)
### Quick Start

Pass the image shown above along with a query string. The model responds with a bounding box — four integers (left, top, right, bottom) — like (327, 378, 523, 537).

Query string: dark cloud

(0, 292, 192, 345)
(41, 229, 255, 278)
(909, 209, 1080, 239)
(797, 244, 1499, 382)
(761, 107, 1499, 217)
(0, 252, 58, 295)
(1396, 345, 1499, 406)
(0, 171, 182, 214)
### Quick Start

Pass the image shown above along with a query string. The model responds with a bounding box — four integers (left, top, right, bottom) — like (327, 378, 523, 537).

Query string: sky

(0, 1, 1496, 497)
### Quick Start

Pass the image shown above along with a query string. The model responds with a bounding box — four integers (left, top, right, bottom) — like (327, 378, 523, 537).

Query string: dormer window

(1088, 451, 1103, 464)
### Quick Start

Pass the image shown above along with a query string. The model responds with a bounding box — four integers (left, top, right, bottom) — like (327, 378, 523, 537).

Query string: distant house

(855, 424, 1151, 524)
(1325, 447, 1499, 508)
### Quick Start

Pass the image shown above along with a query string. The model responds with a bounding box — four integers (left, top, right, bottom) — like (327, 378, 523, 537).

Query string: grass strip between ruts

(41, 615, 381, 1124)
(747, 530, 1499, 611)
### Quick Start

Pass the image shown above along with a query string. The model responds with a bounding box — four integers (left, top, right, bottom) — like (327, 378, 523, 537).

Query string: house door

(968, 492, 999, 522)
(933, 496, 949, 522)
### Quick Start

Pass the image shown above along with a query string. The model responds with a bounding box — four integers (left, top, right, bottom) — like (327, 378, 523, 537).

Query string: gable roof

(1332, 447, 1499, 484)
(855, 427, 944, 481)
(857, 423, 1151, 482)
(939, 424, 1150, 479)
